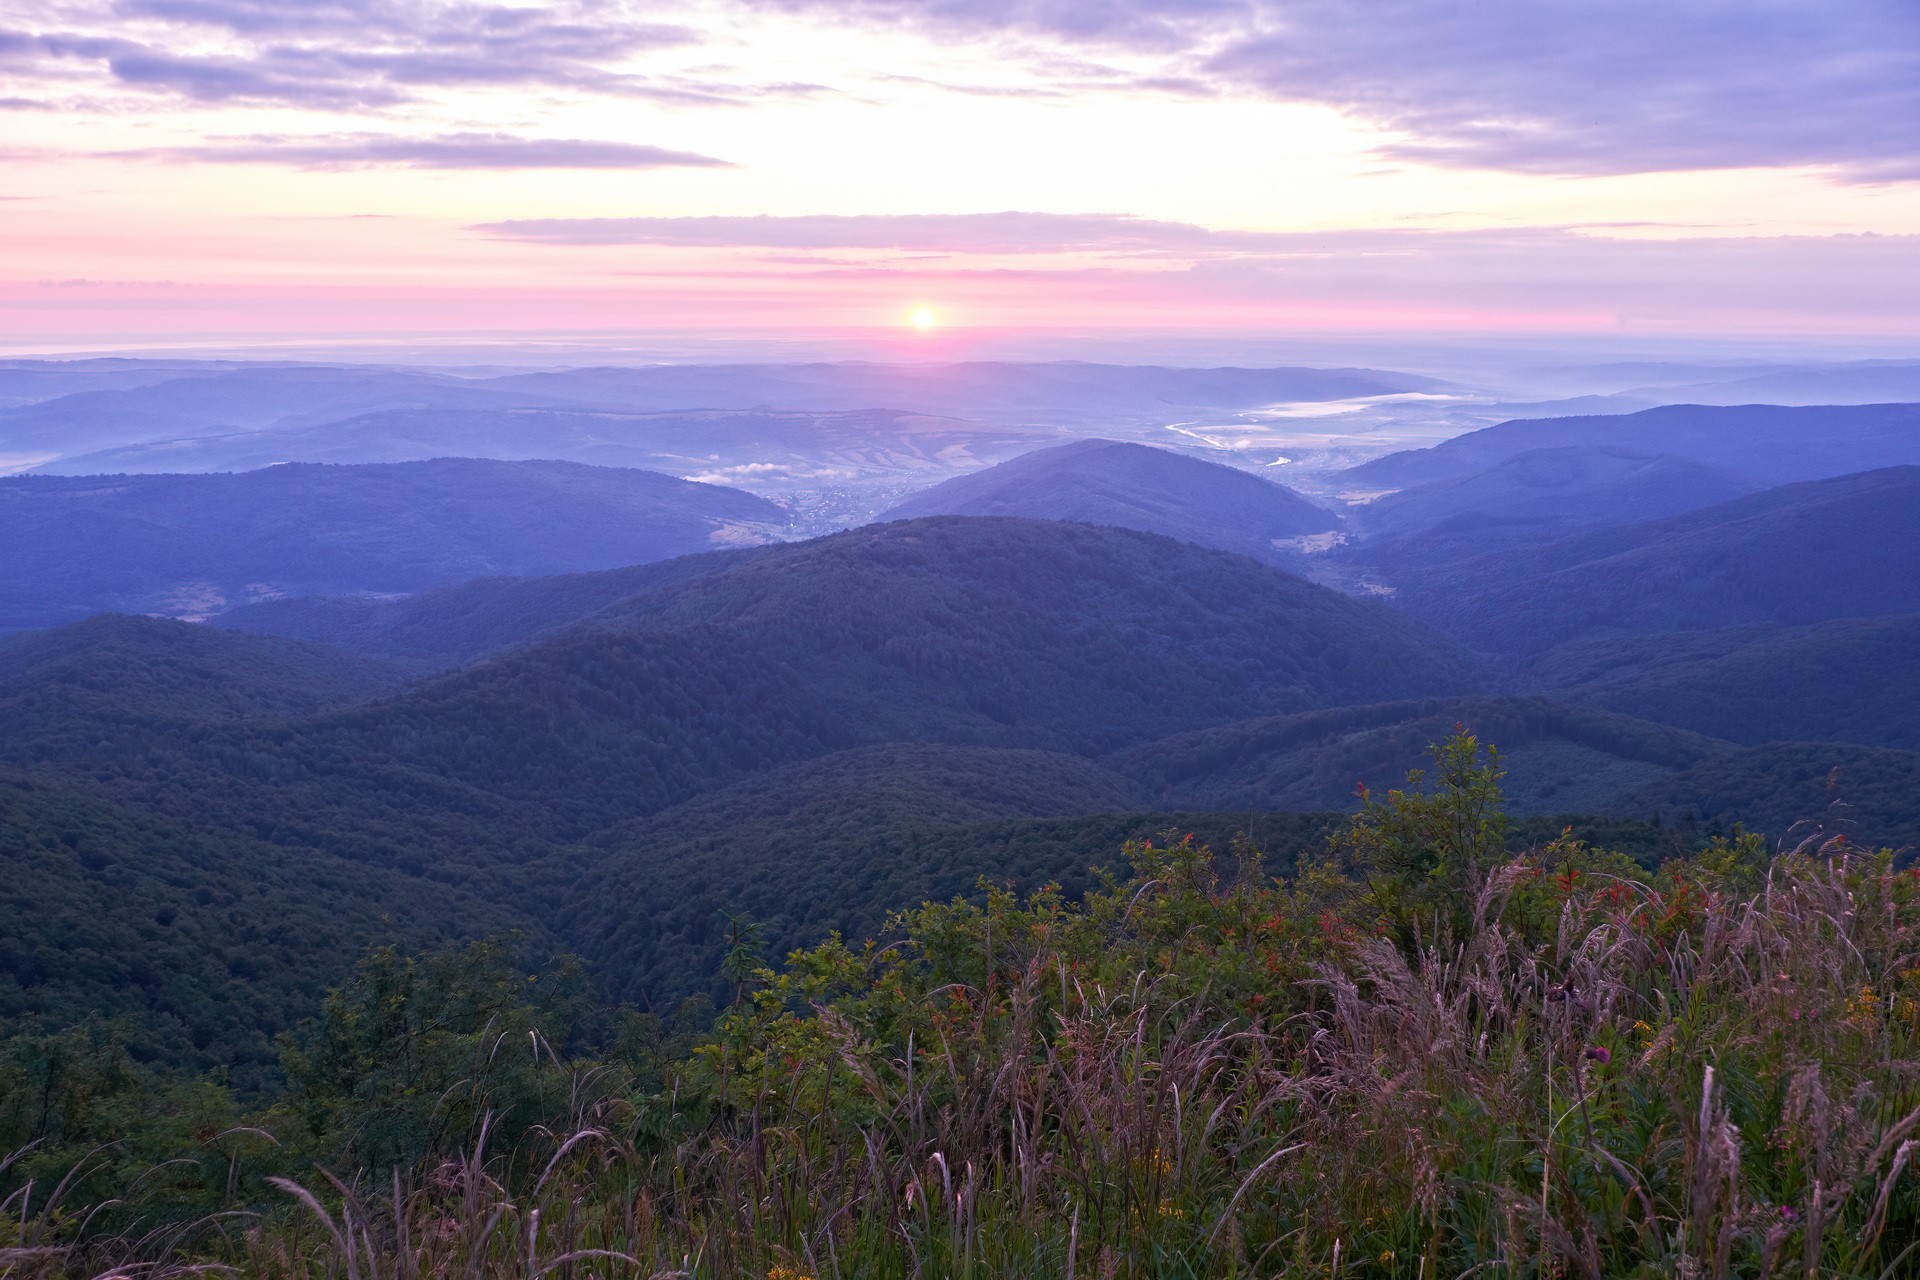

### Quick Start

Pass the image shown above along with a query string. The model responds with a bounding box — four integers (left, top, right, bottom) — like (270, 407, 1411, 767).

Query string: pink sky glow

(4, 1, 1919, 348)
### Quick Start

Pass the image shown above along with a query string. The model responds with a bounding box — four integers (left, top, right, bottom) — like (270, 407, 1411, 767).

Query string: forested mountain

(1530, 616, 1920, 749)
(6, 474, 1919, 1111)
(1383, 466, 1920, 655)
(0, 519, 1480, 886)
(556, 743, 1156, 999)
(213, 548, 767, 667)
(877, 438, 1338, 561)
(1105, 696, 1724, 815)
(1345, 402, 1920, 489)
(0, 770, 516, 1092)
(1353, 446, 1762, 538)
(292, 518, 1481, 831)
(0, 615, 408, 730)
(0, 458, 786, 632)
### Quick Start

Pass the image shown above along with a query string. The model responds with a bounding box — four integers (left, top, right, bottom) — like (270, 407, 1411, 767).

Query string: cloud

(466, 213, 1920, 329)
(1205, 1, 1920, 179)
(114, 132, 735, 170)
(473, 211, 1276, 252)
(739, 0, 1920, 179)
(8, 0, 1917, 185)
(0, 2, 703, 109)
(1167, 228, 1920, 327)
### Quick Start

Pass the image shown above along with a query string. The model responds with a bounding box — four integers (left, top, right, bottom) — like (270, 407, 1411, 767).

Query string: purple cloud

(738, 0, 1920, 180)
(8, 0, 1918, 181)
(0, 2, 702, 108)
(473, 211, 1269, 252)
(113, 132, 735, 170)
(467, 214, 1920, 328)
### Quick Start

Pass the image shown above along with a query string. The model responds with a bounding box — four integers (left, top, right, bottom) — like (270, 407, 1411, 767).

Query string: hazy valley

(7, 350, 1920, 1276)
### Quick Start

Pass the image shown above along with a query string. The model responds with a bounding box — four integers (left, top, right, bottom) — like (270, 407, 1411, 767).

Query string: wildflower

(1777, 1205, 1800, 1223)
(1585, 1046, 1611, 1064)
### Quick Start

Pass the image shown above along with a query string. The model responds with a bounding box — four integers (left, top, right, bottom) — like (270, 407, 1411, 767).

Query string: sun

(909, 307, 938, 330)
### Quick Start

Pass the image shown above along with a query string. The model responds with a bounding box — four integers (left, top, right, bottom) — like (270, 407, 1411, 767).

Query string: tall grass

(7, 736, 1919, 1278)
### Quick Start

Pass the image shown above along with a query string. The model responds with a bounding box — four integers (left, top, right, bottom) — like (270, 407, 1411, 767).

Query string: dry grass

(9, 750, 1920, 1278)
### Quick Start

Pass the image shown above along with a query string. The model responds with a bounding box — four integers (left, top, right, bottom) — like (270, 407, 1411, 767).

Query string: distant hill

(304, 518, 1483, 831)
(1389, 467, 1920, 656)
(877, 439, 1339, 561)
(0, 458, 786, 632)
(38, 407, 1058, 492)
(0, 358, 239, 411)
(9, 519, 1484, 876)
(1345, 402, 1920, 490)
(0, 365, 550, 469)
(1106, 696, 1724, 816)
(482, 361, 1443, 427)
(1634, 361, 1920, 407)
(213, 548, 766, 667)
(1354, 446, 1763, 538)
(1529, 616, 1920, 750)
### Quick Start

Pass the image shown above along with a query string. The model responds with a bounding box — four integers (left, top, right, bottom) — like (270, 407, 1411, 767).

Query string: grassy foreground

(5, 734, 1919, 1278)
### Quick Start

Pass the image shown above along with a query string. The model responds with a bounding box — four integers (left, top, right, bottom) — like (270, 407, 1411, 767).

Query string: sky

(4, 0, 1920, 348)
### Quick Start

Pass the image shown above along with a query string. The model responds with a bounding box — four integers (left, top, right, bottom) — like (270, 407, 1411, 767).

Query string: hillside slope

(1390, 467, 1920, 655)
(557, 743, 1154, 999)
(878, 439, 1338, 561)
(1529, 616, 1920, 749)
(0, 458, 786, 632)
(1346, 402, 1920, 489)
(1107, 696, 1725, 815)
(1616, 742, 1920, 853)
(0, 770, 519, 1092)
(1355, 446, 1763, 538)
(212, 548, 767, 667)
(0, 614, 409, 723)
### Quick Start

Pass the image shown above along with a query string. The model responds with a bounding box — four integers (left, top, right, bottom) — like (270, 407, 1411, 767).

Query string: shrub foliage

(5, 734, 1919, 1278)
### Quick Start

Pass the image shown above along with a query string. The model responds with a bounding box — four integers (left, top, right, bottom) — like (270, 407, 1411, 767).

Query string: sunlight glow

(909, 307, 938, 330)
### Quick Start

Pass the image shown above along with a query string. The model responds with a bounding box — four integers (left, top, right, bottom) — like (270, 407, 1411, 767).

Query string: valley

(5, 354, 1920, 1277)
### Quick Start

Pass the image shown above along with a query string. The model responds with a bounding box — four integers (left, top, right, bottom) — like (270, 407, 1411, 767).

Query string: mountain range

(1346, 402, 1920, 489)
(10, 369, 1920, 1084)
(2, 359, 1440, 481)
(0, 457, 786, 633)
